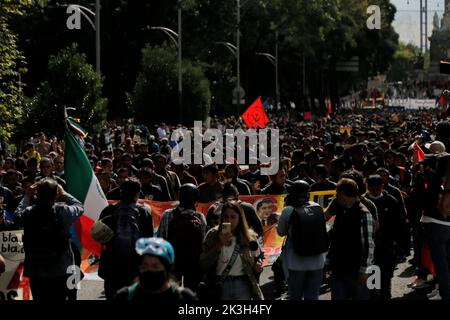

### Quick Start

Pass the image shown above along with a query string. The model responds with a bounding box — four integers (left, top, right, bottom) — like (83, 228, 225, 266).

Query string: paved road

(77, 251, 436, 300)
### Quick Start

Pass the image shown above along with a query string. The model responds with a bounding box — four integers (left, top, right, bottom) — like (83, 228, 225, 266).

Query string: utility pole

(95, 0, 100, 76)
(178, 2, 183, 123)
(236, 0, 241, 117)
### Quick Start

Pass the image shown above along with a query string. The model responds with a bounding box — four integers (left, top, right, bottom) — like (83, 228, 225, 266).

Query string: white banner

(0, 230, 30, 300)
(386, 99, 437, 110)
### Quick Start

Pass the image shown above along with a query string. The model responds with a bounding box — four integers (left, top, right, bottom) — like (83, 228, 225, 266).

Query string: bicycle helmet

(135, 237, 175, 267)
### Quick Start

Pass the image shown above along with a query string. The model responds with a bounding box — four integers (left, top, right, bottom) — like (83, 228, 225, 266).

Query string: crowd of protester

(0, 102, 450, 301)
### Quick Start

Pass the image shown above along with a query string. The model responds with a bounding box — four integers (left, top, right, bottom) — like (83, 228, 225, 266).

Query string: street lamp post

(178, 4, 183, 124)
(215, 42, 239, 109)
(63, 3, 100, 76)
(256, 31, 279, 108)
(95, 0, 100, 76)
(147, 6, 183, 123)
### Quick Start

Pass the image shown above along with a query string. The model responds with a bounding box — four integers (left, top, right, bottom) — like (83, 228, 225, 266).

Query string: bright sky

(391, 0, 444, 47)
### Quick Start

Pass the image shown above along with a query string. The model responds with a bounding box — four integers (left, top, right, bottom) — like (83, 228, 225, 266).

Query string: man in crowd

(328, 178, 374, 300)
(153, 153, 180, 201)
(366, 175, 402, 300)
(97, 178, 154, 300)
(198, 164, 223, 203)
(310, 164, 337, 192)
(261, 168, 289, 195)
(35, 133, 51, 158)
(172, 163, 198, 186)
(158, 184, 206, 291)
(53, 155, 65, 180)
(224, 164, 252, 195)
(133, 143, 152, 169)
(21, 143, 41, 165)
(14, 178, 84, 300)
(36, 158, 66, 189)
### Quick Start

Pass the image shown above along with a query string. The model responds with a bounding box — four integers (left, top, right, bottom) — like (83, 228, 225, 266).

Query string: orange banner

(82, 191, 334, 272)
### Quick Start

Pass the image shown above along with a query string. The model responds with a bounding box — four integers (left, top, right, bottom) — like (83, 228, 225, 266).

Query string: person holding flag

(63, 111, 110, 300)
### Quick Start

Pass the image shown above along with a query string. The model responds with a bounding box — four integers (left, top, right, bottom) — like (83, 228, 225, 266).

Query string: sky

(391, 0, 445, 47)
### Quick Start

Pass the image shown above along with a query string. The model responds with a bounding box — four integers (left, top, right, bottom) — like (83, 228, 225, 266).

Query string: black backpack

(289, 202, 329, 256)
(103, 204, 146, 267)
(23, 204, 69, 260)
(167, 208, 204, 273)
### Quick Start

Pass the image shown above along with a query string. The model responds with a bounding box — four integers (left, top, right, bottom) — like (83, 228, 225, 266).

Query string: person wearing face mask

(114, 237, 197, 301)
(366, 175, 402, 300)
(328, 178, 375, 300)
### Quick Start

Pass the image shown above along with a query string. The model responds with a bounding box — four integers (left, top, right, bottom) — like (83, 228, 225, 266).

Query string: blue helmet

(135, 237, 175, 266)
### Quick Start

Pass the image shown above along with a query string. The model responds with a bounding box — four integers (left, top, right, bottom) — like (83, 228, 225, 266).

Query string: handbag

(197, 243, 240, 300)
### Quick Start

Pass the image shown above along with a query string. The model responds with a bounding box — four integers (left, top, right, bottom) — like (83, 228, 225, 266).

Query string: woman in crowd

(199, 201, 264, 300)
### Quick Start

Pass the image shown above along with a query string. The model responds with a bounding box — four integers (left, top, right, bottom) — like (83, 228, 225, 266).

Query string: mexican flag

(65, 124, 108, 255)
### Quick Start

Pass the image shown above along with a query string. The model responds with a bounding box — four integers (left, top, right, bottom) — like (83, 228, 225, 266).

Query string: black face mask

(139, 270, 167, 290)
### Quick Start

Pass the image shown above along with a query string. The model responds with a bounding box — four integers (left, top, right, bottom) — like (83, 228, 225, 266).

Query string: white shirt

(216, 237, 246, 276)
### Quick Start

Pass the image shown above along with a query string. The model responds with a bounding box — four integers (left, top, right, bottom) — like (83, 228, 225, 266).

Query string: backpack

(167, 208, 204, 274)
(103, 204, 146, 267)
(289, 202, 329, 256)
(23, 204, 69, 260)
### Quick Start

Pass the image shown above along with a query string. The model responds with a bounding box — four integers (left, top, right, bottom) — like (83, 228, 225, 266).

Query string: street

(77, 251, 434, 300)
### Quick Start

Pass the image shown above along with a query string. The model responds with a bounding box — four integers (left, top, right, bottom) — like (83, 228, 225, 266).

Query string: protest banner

(80, 190, 337, 273)
(0, 230, 30, 300)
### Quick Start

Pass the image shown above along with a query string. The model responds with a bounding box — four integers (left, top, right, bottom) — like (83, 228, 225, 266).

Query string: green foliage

(0, 21, 27, 139)
(11, 0, 400, 121)
(388, 42, 421, 82)
(24, 44, 107, 138)
(131, 45, 211, 124)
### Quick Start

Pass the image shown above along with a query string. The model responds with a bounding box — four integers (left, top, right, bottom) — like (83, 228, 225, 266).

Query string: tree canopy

(3, 0, 400, 127)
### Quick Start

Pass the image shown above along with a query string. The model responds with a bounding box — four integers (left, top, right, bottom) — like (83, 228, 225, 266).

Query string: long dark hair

(218, 201, 254, 248)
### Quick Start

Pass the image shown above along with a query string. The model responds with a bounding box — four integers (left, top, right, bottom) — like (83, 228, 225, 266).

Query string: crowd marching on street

(1, 99, 450, 301)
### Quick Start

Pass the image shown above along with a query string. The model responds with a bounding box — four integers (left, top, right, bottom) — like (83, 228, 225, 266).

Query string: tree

(131, 45, 211, 125)
(0, 0, 33, 139)
(24, 44, 108, 138)
(388, 42, 421, 82)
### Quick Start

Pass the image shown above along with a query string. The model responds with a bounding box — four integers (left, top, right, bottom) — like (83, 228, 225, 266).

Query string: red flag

(241, 97, 270, 129)
(303, 111, 312, 121)
(327, 100, 332, 116)
(413, 142, 425, 163)
(438, 95, 445, 108)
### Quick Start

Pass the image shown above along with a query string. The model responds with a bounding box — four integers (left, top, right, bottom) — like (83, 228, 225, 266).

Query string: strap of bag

(217, 243, 240, 285)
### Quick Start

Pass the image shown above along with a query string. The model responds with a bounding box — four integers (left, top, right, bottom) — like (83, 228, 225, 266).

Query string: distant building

(429, 1, 450, 77)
